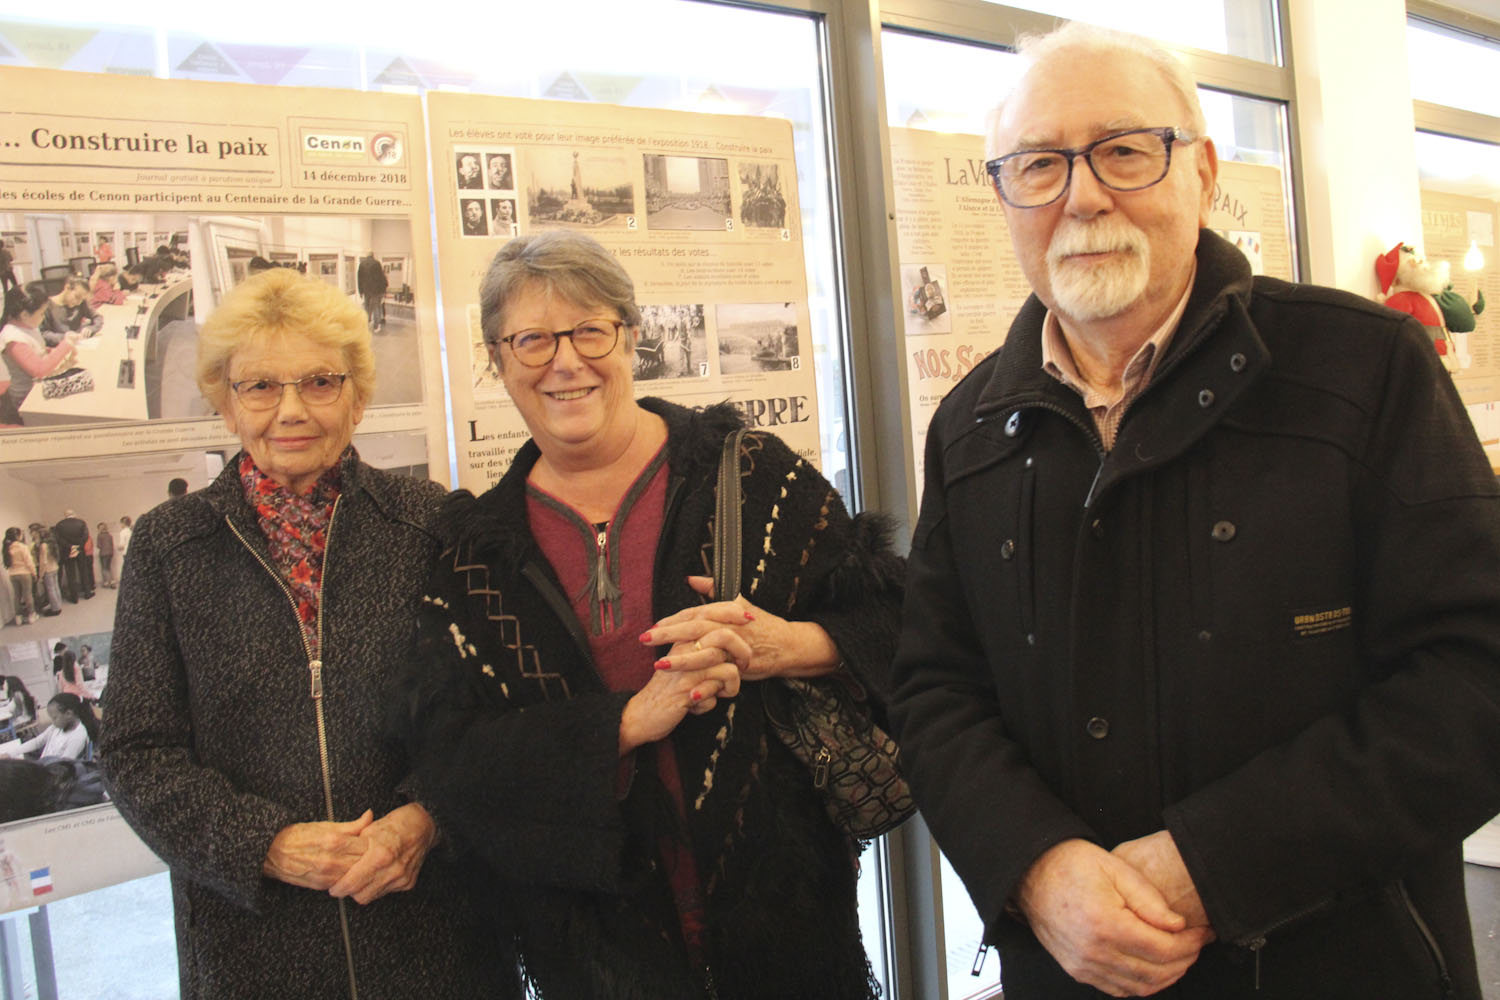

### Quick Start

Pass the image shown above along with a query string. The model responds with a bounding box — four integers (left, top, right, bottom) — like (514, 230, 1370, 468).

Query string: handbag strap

(712, 428, 747, 600)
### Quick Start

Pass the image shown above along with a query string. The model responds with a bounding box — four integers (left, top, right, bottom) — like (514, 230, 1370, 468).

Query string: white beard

(1396, 254, 1450, 296)
(1045, 217, 1151, 322)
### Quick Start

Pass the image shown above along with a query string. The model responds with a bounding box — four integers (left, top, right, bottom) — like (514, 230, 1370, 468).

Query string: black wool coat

(392, 398, 905, 1000)
(891, 231, 1500, 999)
(101, 454, 517, 1000)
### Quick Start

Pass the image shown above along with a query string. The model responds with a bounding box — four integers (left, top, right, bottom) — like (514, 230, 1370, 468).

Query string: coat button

(1198, 630, 1213, 642)
(1001, 539, 1015, 559)
(1091, 519, 1105, 539)
(1025, 633, 1036, 646)
(1086, 717, 1110, 739)
(1198, 389, 1216, 408)
(1005, 411, 1023, 437)
(1230, 353, 1247, 372)
(1211, 520, 1237, 542)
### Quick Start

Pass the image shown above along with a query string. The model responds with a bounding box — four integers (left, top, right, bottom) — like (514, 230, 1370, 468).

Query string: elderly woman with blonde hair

(101, 267, 515, 999)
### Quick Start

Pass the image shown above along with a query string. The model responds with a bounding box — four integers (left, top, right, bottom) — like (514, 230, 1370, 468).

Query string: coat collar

(975, 229, 1258, 422)
(964, 230, 1270, 504)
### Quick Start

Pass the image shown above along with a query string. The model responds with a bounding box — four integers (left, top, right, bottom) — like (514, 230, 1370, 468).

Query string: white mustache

(1048, 222, 1142, 263)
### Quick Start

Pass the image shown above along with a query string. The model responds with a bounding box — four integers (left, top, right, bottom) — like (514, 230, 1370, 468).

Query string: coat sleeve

(390, 548, 636, 893)
(1163, 320, 1500, 945)
(889, 415, 1098, 936)
(98, 514, 299, 914)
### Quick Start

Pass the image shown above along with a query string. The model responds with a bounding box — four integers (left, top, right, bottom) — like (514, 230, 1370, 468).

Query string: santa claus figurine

(1375, 241, 1485, 372)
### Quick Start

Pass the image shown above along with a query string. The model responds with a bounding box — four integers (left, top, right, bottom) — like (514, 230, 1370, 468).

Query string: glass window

(1416, 131, 1500, 200)
(985, 0, 1282, 64)
(1408, 17, 1500, 119)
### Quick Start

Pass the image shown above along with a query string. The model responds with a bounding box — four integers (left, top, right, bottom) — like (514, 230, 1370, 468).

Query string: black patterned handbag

(713, 429, 915, 839)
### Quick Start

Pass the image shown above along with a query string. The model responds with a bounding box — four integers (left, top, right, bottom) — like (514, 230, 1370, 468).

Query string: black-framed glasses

(493, 318, 623, 367)
(985, 126, 1198, 209)
(229, 372, 349, 410)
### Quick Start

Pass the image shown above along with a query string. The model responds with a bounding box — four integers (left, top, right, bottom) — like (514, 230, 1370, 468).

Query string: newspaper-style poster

(889, 127, 1024, 487)
(1209, 159, 1294, 282)
(890, 127, 1296, 489)
(0, 67, 444, 905)
(426, 93, 817, 493)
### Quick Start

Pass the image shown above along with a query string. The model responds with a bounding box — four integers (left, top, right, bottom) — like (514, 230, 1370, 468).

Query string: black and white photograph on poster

(486, 152, 514, 191)
(455, 151, 484, 190)
(527, 148, 635, 229)
(900, 262, 952, 335)
(460, 199, 489, 237)
(643, 155, 732, 231)
(738, 162, 787, 230)
(715, 302, 801, 374)
(1, 213, 424, 431)
(491, 199, 518, 236)
(633, 304, 708, 381)
(466, 304, 504, 395)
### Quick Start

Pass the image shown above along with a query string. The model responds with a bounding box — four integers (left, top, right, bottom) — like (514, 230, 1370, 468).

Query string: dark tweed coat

(101, 453, 517, 999)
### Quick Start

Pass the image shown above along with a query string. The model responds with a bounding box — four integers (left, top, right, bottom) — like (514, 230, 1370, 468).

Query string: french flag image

(30, 868, 53, 896)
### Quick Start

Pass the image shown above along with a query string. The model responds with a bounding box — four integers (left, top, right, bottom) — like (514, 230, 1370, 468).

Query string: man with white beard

(889, 20, 1500, 1000)
(1376, 241, 1484, 371)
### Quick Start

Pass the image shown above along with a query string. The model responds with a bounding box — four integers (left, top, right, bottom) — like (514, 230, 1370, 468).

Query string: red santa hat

(1375, 242, 1405, 295)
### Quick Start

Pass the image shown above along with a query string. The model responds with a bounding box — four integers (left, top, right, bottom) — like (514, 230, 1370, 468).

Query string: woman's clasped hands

(262, 801, 437, 905)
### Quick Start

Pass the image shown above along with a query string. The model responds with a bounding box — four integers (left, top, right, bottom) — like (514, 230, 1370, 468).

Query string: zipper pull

(1248, 937, 1265, 991)
(594, 529, 621, 602)
(971, 942, 990, 977)
(309, 659, 323, 699)
(812, 746, 831, 789)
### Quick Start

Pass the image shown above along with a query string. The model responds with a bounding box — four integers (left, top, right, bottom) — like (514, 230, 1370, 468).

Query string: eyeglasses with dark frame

(229, 372, 350, 410)
(985, 126, 1199, 209)
(492, 318, 624, 368)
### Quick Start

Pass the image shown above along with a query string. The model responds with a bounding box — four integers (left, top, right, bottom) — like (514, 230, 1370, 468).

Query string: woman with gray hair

(394, 230, 904, 999)
(101, 267, 514, 999)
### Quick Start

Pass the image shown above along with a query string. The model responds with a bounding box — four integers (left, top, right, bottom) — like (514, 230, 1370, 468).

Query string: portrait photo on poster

(633, 304, 710, 382)
(715, 301, 800, 374)
(900, 262, 952, 335)
(455, 151, 484, 190)
(1, 212, 422, 433)
(486, 152, 514, 191)
(738, 161, 787, 230)
(526, 148, 635, 229)
(643, 154, 732, 231)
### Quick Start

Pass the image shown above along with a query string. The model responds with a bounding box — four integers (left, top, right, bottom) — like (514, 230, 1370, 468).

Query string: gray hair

(985, 21, 1208, 161)
(477, 231, 641, 356)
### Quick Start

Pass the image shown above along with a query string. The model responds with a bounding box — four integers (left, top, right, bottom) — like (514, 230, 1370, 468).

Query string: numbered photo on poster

(526, 148, 635, 229)
(0, 213, 422, 431)
(715, 302, 801, 374)
(490, 199, 518, 237)
(737, 162, 788, 230)
(899, 262, 952, 335)
(634, 304, 709, 381)
(643, 155, 732, 231)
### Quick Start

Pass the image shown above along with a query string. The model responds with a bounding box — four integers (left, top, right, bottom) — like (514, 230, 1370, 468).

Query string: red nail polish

(639, 632, 653, 643)
(691, 690, 702, 702)
(654, 658, 671, 670)
(743, 612, 754, 622)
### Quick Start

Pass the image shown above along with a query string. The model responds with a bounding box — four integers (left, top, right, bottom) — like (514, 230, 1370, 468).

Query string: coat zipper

(1396, 880, 1455, 996)
(226, 498, 360, 1000)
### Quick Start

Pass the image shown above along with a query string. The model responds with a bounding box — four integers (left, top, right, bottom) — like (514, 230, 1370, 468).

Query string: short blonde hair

(196, 267, 375, 414)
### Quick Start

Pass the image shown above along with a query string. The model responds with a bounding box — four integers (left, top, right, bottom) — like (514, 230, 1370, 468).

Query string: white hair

(985, 21, 1209, 161)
